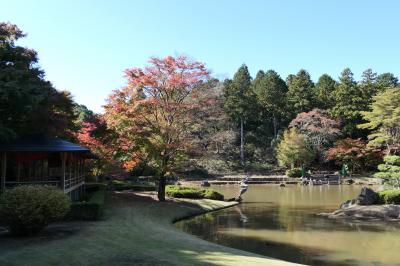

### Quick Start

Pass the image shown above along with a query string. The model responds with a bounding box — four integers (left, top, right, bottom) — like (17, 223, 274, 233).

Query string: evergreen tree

(330, 68, 366, 137)
(376, 72, 398, 90)
(253, 70, 288, 138)
(286, 69, 314, 116)
(359, 88, 400, 154)
(223, 64, 255, 164)
(314, 74, 337, 109)
(0, 22, 76, 141)
(374, 156, 400, 188)
(360, 69, 378, 100)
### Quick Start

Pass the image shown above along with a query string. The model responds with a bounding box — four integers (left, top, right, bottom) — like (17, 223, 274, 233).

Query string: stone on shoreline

(320, 204, 400, 220)
(321, 187, 400, 221)
(356, 187, 378, 205)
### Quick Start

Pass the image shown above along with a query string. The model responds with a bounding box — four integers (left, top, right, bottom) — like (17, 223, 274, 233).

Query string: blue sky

(2, 0, 400, 112)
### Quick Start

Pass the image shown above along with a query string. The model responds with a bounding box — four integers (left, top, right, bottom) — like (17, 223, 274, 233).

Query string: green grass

(0, 192, 297, 266)
(166, 185, 224, 200)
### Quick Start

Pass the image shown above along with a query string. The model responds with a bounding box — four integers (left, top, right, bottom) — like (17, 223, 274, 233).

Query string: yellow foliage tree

(277, 128, 314, 169)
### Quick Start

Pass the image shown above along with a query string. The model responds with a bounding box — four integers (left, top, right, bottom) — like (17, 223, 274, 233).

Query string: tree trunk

(273, 115, 277, 138)
(158, 174, 166, 201)
(157, 155, 169, 202)
(240, 117, 245, 165)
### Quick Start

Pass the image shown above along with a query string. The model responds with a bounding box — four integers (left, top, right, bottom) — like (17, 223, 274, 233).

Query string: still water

(175, 185, 400, 266)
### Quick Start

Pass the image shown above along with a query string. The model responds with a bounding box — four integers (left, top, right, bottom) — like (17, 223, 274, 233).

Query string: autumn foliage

(326, 138, 382, 172)
(103, 55, 210, 200)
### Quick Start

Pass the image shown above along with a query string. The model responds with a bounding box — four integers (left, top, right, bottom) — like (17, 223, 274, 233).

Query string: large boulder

(356, 187, 378, 205)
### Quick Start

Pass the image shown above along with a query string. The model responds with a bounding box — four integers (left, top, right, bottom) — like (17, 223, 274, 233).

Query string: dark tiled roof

(0, 136, 90, 152)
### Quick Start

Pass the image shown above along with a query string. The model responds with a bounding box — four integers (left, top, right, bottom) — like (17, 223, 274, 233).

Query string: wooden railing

(5, 180, 60, 188)
(64, 174, 85, 193)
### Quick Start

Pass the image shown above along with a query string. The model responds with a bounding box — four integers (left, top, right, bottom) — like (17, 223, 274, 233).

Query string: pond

(175, 185, 400, 266)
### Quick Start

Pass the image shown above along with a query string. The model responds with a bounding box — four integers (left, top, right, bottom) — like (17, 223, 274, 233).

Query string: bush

(112, 180, 155, 191)
(376, 189, 400, 204)
(285, 168, 302, 178)
(0, 186, 70, 236)
(166, 185, 224, 200)
(202, 189, 224, 201)
(70, 188, 106, 221)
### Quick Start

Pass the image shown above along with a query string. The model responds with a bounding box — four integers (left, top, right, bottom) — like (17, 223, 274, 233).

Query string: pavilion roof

(0, 136, 90, 152)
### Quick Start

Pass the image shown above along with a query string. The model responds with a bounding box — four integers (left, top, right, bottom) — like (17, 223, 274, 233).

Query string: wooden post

(1, 153, 6, 191)
(61, 153, 66, 192)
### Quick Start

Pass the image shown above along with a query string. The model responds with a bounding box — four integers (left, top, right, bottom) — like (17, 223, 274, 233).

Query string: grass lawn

(0, 191, 299, 265)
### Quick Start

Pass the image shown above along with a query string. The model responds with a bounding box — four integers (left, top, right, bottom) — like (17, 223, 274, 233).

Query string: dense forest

(2, 22, 400, 189)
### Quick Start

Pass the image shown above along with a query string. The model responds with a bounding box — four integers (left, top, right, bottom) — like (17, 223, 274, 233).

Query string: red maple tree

(103, 55, 210, 201)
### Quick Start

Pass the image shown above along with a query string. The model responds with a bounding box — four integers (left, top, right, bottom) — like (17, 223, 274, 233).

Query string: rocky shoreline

(320, 187, 400, 221)
(320, 204, 400, 221)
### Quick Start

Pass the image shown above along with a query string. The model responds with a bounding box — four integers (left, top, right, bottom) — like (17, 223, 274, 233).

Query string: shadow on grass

(0, 192, 297, 266)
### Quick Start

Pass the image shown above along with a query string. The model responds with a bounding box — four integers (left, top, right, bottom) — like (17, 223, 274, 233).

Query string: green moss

(166, 185, 224, 201)
(377, 189, 400, 204)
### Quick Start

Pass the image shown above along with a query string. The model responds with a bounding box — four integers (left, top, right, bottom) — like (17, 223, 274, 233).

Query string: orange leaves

(123, 55, 209, 93)
(122, 158, 141, 171)
(103, 55, 212, 171)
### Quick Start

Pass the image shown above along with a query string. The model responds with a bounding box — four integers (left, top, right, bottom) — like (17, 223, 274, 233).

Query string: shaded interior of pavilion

(0, 136, 93, 201)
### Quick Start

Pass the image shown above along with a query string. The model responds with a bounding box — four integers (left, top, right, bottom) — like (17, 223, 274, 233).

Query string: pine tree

(253, 70, 288, 138)
(376, 72, 398, 90)
(360, 69, 378, 100)
(286, 69, 315, 116)
(223, 64, 255, 165)
(330, 68, 366, 137)
(314, 74, 337, 109)
(359, 88, 400, 154)
(374, 156, 400, 188)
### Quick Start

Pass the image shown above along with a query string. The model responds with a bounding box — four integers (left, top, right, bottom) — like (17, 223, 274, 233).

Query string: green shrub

(202, 189, 224, 201)
(112, 180, 155, 191)
(165, 185, 224, 200)
(285, 168, 303, 178)
(0, 186, 70, 236)
(376, 189, 400, 204)
(70, 188, 106, 221)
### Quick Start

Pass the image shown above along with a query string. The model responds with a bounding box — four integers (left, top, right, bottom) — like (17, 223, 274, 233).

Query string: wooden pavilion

(0, 136, 92, 201)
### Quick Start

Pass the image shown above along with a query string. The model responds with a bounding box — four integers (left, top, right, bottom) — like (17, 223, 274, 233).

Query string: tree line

(2, 22, 400, 200)
(223, 65, 398, 166)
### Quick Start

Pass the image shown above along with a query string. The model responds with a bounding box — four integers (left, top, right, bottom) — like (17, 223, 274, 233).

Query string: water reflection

(175, 185, 400, 266)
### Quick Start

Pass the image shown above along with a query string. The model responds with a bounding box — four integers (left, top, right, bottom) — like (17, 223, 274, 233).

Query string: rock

(340, 199, 356, 209)
(321, 205, 400, 220)
(346, 179, 355, 185)
(200, 180, 210, 187)
(279, 183, 286, 187)
(356, 187, 378, 205)
(226, 197, 242, 202)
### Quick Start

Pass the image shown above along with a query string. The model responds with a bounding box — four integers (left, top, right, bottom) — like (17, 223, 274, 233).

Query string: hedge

(70, 188, 106, 221)
(166, 185, 224, 201)
(112, 180, 156, 191)
(376, 189, 400, 205)
(286, 168, 302, 178)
